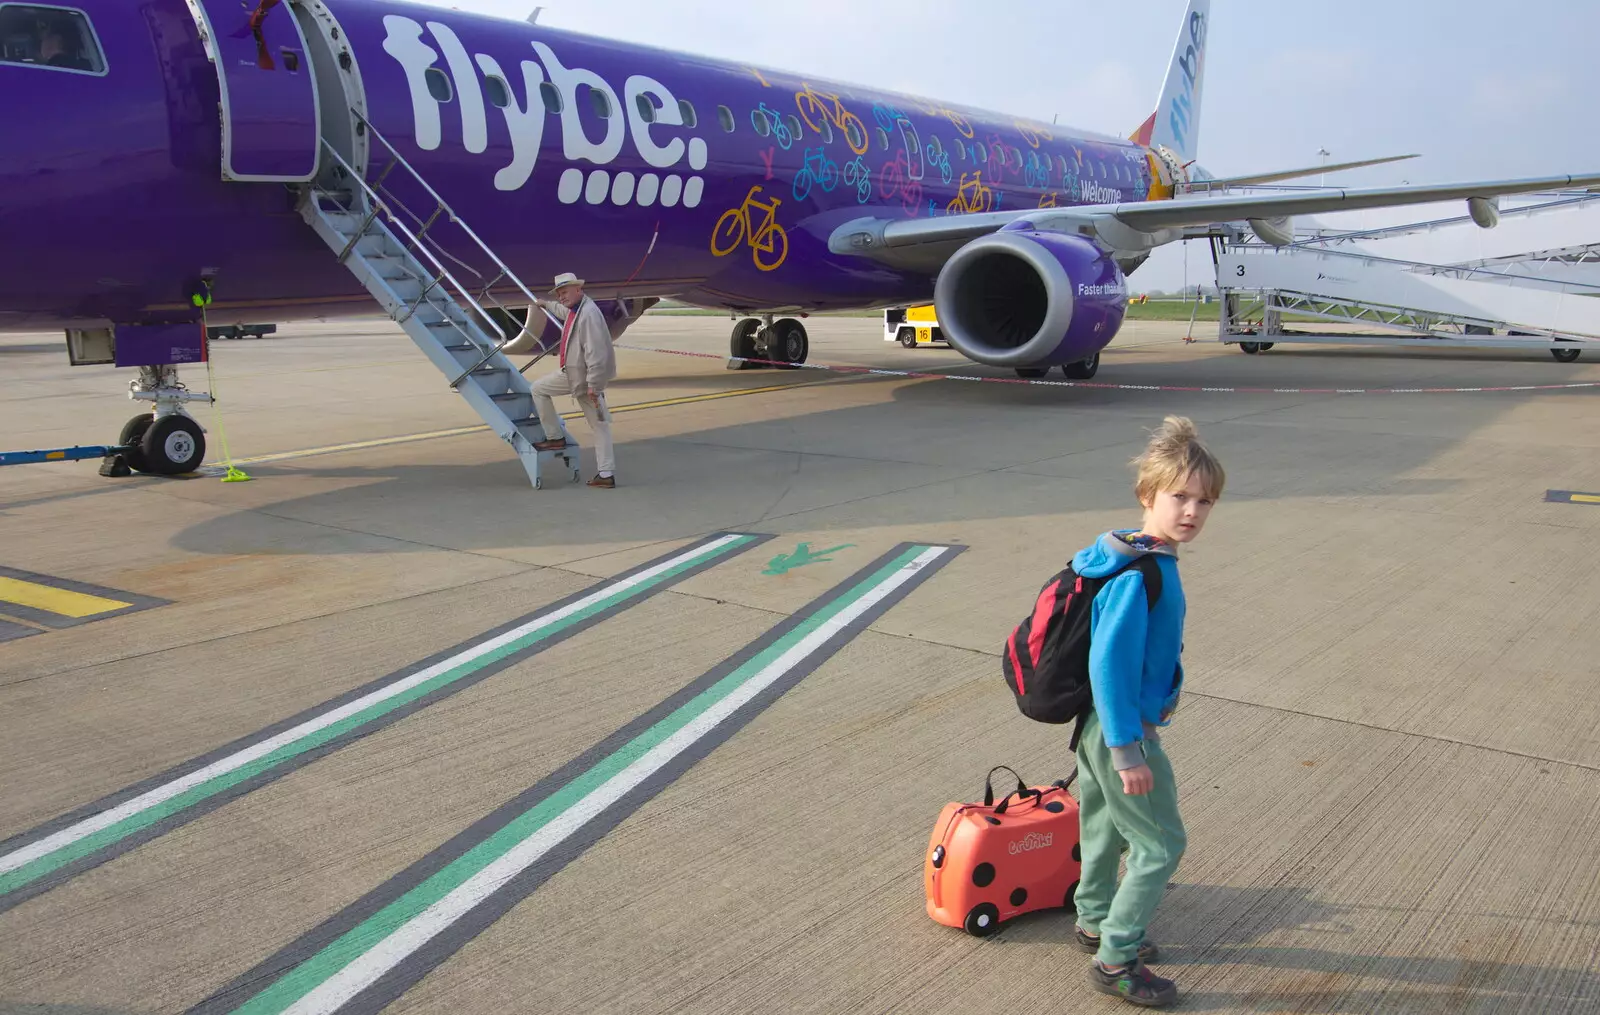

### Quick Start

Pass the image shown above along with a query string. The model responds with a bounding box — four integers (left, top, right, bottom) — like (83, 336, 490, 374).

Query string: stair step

(302, 170, 554, 490)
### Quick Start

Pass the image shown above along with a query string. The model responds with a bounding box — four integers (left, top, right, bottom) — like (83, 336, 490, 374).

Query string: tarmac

(1, 313, 1598, 1014)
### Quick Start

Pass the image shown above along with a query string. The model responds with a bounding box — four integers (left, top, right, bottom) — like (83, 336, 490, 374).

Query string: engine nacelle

(1249, 215, 1295, 246)
(932, 230, 1128, 368)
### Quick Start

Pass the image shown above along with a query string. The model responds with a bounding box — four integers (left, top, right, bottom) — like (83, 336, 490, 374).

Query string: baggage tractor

(924, 766, 1082, 936)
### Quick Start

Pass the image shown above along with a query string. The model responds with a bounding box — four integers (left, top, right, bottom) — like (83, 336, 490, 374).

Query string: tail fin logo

(1168, 10, 1207, 156)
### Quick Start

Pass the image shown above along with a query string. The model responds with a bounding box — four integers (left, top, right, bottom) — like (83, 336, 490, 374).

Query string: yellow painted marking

(46, 451, 64, 460)
(219, 378, 844, 469)
(0, 576, 132, 618)
(1573, 494, 1600, 504)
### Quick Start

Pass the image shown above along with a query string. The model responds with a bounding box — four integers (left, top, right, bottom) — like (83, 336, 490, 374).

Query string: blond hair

(1131, 416, 1225, 504)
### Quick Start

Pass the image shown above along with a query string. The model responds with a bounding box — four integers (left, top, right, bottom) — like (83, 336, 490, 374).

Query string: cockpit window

(0, 4, 105, 74)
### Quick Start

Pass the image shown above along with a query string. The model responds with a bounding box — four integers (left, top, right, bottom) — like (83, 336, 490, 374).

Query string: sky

(421, 0, 1600, 292)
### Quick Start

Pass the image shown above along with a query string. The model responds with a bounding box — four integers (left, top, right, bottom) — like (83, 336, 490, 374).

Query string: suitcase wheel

(964, 902, 1001, 937)
(1065, 879, 1079, 910)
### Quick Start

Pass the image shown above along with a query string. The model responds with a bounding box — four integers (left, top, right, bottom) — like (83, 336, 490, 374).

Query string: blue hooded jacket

(1071, 530, 1186, 769)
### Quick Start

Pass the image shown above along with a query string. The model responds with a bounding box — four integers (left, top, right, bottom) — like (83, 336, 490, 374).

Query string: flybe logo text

(382, 16, 707, 199)
(1167, 10, 1207, 155)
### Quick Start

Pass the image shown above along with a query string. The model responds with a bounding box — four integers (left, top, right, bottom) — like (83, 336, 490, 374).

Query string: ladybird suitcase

(924, 766, 1082, 936)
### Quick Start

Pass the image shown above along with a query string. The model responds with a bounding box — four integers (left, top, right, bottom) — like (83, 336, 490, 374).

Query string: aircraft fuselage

(0, 0, 1167, 333)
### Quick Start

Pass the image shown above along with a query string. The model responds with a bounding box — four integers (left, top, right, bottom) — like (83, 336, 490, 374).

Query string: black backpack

(1001, 554, 1162, 749)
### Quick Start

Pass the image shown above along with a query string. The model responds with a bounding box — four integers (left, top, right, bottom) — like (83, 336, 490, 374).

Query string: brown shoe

(533, 437, 571, 451)
(586, 474, 615, 488)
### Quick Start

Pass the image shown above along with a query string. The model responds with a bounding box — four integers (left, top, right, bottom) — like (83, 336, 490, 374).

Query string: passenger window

(876, 127, 889, 151)
(484, 75, 509, 109)
(0, 4, 106, 73)
(818, 117, 833, 144)
(540, 81, 563, 114)
(589, 86, 611, 119)
(786, 114, 802, 141)
(635, 93, 656, 123)
(679, 99, 697, 128)
(425, 67, 452, 103)
(717, 104, 735, 132)
(751, 108, 771, 137)
(845, 118, 866, 152)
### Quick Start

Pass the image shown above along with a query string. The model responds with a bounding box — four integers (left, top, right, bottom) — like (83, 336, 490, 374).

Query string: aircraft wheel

(775, 318, 808, 368)
(1239, 342, 1261, 354)
(730, 318, 762, 370)
(1061, 353, 1099, 380)
(118, 413, 154, 473)
(1259, 342, 1275, 352)
(730, 318, 760, 358)
(139, 414, 206, 475)
(898, 327, 917, 348)
(1552, 342, 1581, 363)
(1014, 367, 1048, 378)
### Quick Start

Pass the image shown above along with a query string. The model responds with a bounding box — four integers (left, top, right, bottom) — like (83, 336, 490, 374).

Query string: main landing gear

(1012, 353, 1099, 381)
(730, 315, 809, 370)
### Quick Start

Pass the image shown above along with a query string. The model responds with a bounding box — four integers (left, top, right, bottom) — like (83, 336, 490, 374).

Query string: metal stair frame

(297, 117, 580, 490)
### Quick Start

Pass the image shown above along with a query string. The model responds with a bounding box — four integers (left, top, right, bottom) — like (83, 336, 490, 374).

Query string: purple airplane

(3, 0, 1595, 486)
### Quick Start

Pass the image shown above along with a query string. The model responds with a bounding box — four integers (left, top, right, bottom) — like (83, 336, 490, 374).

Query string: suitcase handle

(993, 786, 1044, 815)
(997, 766, 1081, 815)
(982, 766, 1028, 807)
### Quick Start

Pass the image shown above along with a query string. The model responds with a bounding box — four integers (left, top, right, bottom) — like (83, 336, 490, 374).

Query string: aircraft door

(185, 0, 320, 182)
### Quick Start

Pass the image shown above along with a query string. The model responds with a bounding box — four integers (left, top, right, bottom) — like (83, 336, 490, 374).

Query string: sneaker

(1075, 926, 1159, 962)
(533, 437, 572, 452)
(586, 474, 615, 488)
(1088, 959, 1177, 1008)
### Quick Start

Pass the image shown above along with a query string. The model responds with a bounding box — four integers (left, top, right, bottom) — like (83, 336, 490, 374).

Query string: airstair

(1297, 191, 1600, 295)
(297, 115, 580, 489)
(1206, 191, 1600, 362)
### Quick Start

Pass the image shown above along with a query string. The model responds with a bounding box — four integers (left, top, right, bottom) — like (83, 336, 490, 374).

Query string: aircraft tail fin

(1129, 0, 1210, 166)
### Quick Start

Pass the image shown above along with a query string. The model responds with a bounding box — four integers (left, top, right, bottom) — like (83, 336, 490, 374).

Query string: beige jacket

(507, 296, 617, 391)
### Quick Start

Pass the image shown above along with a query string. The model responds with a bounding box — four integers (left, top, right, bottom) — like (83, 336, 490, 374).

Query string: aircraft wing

(829, 171, 1600, 272)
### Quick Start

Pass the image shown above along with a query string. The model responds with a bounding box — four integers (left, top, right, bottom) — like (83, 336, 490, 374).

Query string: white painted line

(278, 546, 950, 1015)
(0, 536, 747, 878)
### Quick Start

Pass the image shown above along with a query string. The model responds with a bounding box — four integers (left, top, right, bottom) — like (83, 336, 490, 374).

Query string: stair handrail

(317, 142, 559, 383)
(350, 113, 563, 383)
(369, 176, 552, 378)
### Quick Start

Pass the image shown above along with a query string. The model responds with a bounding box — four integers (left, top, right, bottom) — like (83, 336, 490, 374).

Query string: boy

(1071, 415, 1224, 1007)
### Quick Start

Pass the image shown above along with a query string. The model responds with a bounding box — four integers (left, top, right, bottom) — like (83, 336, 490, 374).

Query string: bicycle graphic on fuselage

(711, 185, 790, 272)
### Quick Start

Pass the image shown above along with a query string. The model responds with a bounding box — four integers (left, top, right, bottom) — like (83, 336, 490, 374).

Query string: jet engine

(932, 230, 1129, 369)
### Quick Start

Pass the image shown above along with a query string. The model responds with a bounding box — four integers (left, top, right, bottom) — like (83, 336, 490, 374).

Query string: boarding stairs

(1295, 190, 1600, 295)
(296, 116, 578, 489)
(1208, 200, 1600, 361)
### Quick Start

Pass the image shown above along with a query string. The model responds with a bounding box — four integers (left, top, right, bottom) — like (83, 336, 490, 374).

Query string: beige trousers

(530, 372, 614, 475)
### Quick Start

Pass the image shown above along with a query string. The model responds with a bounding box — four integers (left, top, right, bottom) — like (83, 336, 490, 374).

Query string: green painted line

(209, 543, 955, 1015)
(0, 533, 768, 911)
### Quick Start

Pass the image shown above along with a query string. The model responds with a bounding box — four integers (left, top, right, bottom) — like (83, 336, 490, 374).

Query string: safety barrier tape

(614, 343, 1600, 395)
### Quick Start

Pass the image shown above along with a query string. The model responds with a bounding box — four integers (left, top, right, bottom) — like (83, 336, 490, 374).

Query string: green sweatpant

(1073, 709, 1187, 967)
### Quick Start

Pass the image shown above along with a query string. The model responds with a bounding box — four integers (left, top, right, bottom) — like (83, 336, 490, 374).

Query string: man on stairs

(511, 272, 617, 488)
